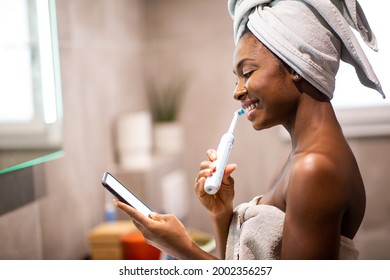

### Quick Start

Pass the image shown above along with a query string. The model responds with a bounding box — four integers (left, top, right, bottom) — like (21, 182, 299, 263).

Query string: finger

(131, 219, 144, 231)
(206, 149, 217, 161)
(194, 176, 207, 196)
(221, 163, 237, 186)
(199, 160, 215, 170)
(148, 212, 167, 222)
(114, 200, 151, 224)
(194, 168, 214, 184)
(224, 163, 237, 177)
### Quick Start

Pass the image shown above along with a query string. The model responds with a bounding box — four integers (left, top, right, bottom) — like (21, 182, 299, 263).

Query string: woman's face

(233, 32, 300, 131)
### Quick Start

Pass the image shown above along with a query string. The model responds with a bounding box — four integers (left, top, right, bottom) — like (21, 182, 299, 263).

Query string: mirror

(0, 0, 63, 174)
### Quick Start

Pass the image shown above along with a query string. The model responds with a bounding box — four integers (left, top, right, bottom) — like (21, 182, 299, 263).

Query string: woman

(115, 0, 384, 259)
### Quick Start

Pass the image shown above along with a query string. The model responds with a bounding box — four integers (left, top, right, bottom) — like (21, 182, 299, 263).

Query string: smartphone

(101, 172, 152, 217)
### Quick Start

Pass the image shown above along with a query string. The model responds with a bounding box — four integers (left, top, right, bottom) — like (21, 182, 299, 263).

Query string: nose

(233, 80, 247, 101)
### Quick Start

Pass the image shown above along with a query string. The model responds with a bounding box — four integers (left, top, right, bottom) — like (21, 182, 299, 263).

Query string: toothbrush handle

(204, 132, 234, 195)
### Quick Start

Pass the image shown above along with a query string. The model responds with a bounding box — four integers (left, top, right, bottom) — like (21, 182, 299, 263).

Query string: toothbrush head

(236, 108, 245, 116)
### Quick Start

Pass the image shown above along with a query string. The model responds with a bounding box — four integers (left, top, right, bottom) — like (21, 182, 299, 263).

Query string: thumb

(148, 212, 161, 221)
(222, 163, 237, 185)
(225, 163, 237, 176)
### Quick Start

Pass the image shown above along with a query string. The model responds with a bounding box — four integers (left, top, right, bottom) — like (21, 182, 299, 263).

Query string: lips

(241, 99, 260, 120)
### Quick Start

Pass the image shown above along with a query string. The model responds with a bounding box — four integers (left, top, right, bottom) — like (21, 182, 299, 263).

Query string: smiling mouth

(240, 100, 260, 121)
(242, 100, 260, 112)
(246, 102, 259, 111)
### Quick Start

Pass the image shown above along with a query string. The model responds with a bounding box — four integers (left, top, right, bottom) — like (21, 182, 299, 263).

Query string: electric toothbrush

(204, 108, 245, 195)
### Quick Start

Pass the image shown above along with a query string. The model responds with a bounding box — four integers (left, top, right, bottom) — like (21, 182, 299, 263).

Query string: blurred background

(0, 0, 389, 259)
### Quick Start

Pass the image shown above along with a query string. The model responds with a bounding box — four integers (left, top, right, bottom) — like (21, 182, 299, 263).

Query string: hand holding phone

(101, 172, 152, 217)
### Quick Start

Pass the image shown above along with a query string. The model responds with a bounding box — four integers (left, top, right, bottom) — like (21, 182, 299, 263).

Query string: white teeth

(246, 102, 259, 112)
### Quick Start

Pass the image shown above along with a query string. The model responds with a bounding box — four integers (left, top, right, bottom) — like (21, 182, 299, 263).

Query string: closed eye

(243, 71, 253, 81)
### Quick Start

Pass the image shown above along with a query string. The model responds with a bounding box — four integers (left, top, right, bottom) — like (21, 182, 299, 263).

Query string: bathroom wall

(0, 0, 389, 259)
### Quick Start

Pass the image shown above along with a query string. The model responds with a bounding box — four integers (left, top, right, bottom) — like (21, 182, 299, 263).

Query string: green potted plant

(146, 74, 188, 155)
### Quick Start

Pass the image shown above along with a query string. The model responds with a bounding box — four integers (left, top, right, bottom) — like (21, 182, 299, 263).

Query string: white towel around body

(225, 196, 359, 260)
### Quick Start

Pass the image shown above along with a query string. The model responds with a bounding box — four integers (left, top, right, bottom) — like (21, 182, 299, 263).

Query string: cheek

(247, 71, 285, 102)
(246, 74, 270, 96)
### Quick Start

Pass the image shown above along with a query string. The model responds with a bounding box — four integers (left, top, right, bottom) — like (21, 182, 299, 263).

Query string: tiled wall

(0, 0, 389, 259)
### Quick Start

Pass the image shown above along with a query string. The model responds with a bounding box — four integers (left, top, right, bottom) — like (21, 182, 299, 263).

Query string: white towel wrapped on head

(228, 0, 385, 99)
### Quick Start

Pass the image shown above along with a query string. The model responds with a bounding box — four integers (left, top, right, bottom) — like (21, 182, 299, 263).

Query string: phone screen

(101, 172, 152, 217)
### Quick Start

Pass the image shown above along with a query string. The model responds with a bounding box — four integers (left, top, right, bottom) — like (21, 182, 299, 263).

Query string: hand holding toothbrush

(194, 148, 238, 258)
(194, 108, 244, 217)
(194, 148, 237, 218)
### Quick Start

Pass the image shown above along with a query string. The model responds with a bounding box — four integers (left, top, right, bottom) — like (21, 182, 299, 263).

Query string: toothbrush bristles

(236, 108, 245, 116)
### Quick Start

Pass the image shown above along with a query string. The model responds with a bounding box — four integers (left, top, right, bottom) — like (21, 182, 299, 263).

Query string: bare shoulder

(284, 148, 365, 232)
(281, 152, 354, 259)
(286, 152, 350, 218)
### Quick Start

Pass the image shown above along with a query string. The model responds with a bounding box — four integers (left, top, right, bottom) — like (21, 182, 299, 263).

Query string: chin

(252, 120, 275, 131)
(252, 123, 266, 131)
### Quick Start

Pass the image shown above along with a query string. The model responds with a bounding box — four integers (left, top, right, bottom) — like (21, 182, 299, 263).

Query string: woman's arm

(114, 149, 237, 260)
(281, 153, 347, 259)
(115, 200, 218, 260)
(194, 149, 237, 259)
(209, 210, 233, 259)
